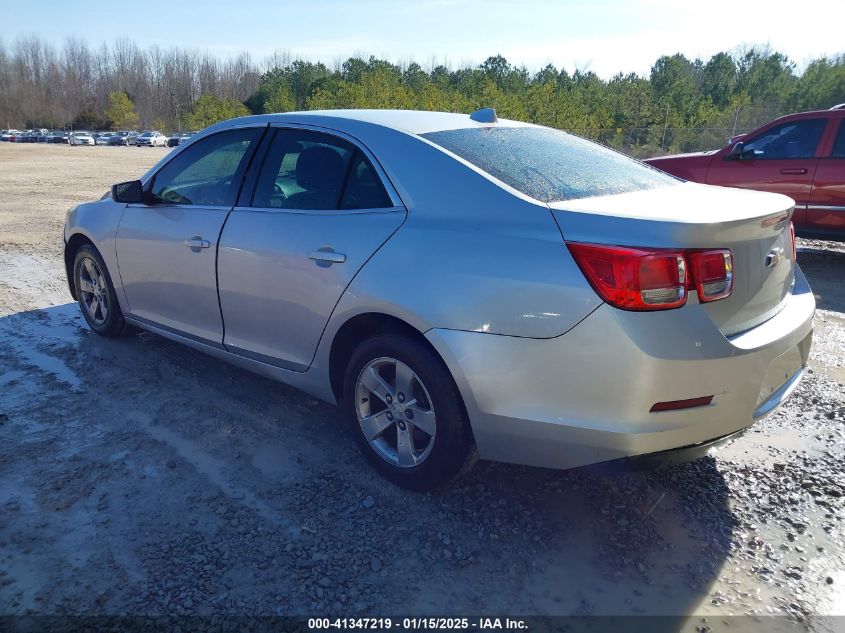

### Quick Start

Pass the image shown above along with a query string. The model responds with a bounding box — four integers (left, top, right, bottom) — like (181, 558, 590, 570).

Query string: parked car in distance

(135, 130, 167, 147)
(95, 133, 113, 146)
(69, 131, 95, 146)
(166, 131, 194, 147)
(646, 107, 845, 240)
(108, 131, 137, 146)
(64, 109, 814, 489)
(48, 132, 68, 144)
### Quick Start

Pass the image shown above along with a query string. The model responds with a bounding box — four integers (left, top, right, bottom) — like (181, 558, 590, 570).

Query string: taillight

(569, 242, 735, 311)
(789, 221, 797, 261)
(567, 243, 687, 311)
(689, 249, 732, 303)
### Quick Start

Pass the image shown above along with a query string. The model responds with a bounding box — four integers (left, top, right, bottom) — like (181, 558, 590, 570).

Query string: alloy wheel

(77, 257, 109, 326)
(355, 357, 437, 468)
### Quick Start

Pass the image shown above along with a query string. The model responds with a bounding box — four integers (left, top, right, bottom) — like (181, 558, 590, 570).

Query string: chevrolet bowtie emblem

(766, 247, 785, 268)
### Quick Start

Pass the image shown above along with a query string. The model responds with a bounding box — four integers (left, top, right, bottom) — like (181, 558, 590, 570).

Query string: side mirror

(727, 133, 747, 146)
(111, 179, 143, 203)
(728, 142, 745, 159)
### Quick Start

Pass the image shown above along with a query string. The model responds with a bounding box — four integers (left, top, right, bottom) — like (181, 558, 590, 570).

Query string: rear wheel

(73, 244, 133, 338)
(342, 334, 472, 490)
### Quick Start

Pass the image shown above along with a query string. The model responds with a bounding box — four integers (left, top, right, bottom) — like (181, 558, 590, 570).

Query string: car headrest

(296, 146, 345, 191)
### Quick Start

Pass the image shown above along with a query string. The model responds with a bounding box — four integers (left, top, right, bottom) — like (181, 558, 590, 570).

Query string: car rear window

(421, 126, 677, 202)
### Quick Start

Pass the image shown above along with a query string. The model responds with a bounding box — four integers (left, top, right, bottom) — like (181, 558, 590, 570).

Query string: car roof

(767, 108, 845, 124)
(205, 109, 536, 136)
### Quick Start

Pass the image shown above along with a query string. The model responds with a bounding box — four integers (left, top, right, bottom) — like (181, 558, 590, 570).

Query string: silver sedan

(63, 109, 815, 489)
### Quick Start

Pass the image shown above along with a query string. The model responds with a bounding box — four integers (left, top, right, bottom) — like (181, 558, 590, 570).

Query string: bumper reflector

(650, 395, 713, 412)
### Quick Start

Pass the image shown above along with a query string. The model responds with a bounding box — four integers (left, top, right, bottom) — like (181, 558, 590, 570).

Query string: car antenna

(469, 108, 498, 123)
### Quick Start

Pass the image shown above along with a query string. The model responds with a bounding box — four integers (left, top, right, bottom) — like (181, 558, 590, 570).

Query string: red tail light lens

(790, 221, 797, 261)
(569, 242, 736, 311)
(567, 243, 687, 311)
(689, 249, 733, 303)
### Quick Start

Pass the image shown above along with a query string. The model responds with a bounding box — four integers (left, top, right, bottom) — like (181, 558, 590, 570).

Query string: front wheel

(342, 335, 472, 490)
(73, 245, 133, 337)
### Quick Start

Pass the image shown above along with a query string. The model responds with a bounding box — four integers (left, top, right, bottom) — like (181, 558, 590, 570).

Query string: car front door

(706, 117, 828, 232)
(806, 118, 845, 238)
(217, 126, 406, 371)
(115, 126, 264, 343)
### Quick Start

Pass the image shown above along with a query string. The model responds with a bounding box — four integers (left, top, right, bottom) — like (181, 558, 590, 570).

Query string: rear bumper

(583, 428, 746, 474)
(426, 266, 815, 470)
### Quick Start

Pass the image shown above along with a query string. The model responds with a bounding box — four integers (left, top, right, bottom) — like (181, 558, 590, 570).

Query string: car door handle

(780, 168, 808, 175)
(184, 238, 210, 249)
(308, 249, 346, 264)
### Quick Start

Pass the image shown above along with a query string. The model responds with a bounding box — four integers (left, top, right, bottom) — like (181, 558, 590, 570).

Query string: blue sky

(7, 0, 843, 77)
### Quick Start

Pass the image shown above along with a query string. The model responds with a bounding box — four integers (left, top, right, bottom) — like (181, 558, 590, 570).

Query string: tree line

(1, 35, 842, 156)
(0, 37, 257, 134)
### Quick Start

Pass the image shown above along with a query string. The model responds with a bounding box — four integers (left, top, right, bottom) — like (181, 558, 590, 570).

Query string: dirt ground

(1, 144, 844, 630)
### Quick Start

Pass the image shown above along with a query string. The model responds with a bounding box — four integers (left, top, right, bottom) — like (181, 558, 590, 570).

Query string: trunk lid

(550, 182, 796, 336)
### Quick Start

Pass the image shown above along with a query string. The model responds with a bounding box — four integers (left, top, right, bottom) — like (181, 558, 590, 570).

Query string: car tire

(73, 245, 134, 338)
(342, 334, 473, 490)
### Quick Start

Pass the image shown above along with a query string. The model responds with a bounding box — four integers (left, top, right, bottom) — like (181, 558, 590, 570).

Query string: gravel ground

(0, 144, 844, 629)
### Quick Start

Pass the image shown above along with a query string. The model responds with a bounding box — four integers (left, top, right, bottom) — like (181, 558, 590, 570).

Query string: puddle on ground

(0, 304, 85, 391)
(127, 410, 299, 537)
(829, 367, 845, 386)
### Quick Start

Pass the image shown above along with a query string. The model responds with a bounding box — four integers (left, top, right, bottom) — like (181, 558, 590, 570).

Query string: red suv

(646, 107, 845, 240)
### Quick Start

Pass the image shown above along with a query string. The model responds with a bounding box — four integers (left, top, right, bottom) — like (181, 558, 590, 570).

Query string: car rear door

(217, 126, 406, 371)
(806, 117, 845, 238)
(115, 126, 265, 343)
(706, 117, 828, 232)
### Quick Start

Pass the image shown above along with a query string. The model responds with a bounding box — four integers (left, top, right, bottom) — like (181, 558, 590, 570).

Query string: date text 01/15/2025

(307, 618, 528, 630)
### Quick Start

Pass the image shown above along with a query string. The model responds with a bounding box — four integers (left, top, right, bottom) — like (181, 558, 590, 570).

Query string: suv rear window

(421, 126, 677, 202)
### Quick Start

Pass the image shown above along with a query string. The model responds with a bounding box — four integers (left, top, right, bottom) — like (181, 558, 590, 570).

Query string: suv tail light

(689, 249, 732, 303)
(568, 242, 735, 311)
(567, 243, 687, 311)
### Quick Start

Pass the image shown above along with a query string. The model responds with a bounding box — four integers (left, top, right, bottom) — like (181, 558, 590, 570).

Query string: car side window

(340, 152, 392, 209)
(742, 118, 827, 160)
(252, 129, 353, 210)
(149, 128, 261, 207)
(831, 122, 845, 158)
